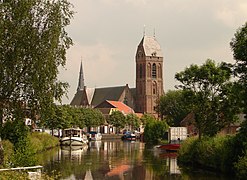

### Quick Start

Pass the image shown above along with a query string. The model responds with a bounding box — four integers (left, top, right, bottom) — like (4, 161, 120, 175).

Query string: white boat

(60, 128, 88, 146)
(88, 131, 102, 141)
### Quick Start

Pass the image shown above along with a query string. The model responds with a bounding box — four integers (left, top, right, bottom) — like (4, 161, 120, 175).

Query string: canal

(39, 140, 232, 180)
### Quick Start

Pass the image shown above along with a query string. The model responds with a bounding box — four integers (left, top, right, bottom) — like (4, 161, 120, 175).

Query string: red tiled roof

(106, 100, 135, 114)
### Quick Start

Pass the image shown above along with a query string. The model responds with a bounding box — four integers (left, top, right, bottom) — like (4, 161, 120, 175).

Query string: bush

(0, 132, 59, 168)
(178, 135, 237, 173)
(0, 171, 28, 180)
(12, 136, 37, 167)
(144, 119, 168, 143)
(234, 151, 247, 179)
(1, 120, 29, 146)
(1, 140, 14, 168)
(30, 132, 59, 153)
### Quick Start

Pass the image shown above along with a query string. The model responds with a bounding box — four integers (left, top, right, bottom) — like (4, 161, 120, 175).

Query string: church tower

(135, 35, 164, 116)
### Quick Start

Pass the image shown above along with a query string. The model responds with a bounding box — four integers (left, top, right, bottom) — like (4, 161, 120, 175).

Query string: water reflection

(40, 140, 230, 180)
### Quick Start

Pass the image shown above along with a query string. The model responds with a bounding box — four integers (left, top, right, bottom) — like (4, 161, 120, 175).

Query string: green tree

(108, 111, 126, 133)
(175, 59, 241, 139)
(140, 113, 156, 126)
(126, 113, 140, 131)
(229, 23, 247, 176)
(157, 90, 190, 126)
(144, 118, 168, 143)
(0, 0, 73, 127)
(83, 108, 105, 128)
(230, 22, 247, 137)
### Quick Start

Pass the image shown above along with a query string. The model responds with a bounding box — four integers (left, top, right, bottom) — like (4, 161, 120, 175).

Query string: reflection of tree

(38, 141, 149, 179)
(143, 147, 169, 178)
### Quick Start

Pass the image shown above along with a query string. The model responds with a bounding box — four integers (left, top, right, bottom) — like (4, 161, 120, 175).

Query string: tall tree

(126, 113, 140, 131)
(83, 108, 105, 128)
(175, 59, 241, 139)
(230, 22, 247, 140)
(0, 0, 73, 126)
(108, 111, 126, 133)
(157, 90, 190, 126)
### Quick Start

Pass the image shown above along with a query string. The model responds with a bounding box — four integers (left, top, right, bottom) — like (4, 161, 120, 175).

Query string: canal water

(39, 140, 232, 180)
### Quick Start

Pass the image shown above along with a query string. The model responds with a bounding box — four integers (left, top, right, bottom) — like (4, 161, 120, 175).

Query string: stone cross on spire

(77, 60, 85, 91)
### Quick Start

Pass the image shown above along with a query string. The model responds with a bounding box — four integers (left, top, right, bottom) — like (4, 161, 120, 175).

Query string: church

(70, 35, 164, 117)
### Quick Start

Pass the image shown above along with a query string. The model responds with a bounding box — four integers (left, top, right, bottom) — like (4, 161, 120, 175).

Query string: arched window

(158, 63, 162, 78)
(153, 81, 157, 95)
(152, 63, 157, 78)
(140, 64, 142, 78)
(147, 63, 151, 78)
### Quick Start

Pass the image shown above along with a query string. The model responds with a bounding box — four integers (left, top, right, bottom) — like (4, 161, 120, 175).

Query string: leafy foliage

(42, 105, 105, 131)
(0, 0, 73, 126)
(12, 136, 37, 167)
(140, 113, 156, 126)
(126, 113, 140, 130)
(157, 90, 190, 126)
(175, 59, 241, 138)
(108, 111, 126, 132)
(144, 117, 168, 143)
(1, 119, 29, 145)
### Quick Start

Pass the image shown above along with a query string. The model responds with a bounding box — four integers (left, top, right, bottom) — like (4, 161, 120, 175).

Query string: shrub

(234, 151, 247, 179)
(178, 135, 237, 173)
(144, 119, 168, 143)
(12, 136, 37, 167)
(1, 120, 29, 146)
(0, 171, 28, 180)
(1, 140, 14, 168)
(31, 132, 59, 152)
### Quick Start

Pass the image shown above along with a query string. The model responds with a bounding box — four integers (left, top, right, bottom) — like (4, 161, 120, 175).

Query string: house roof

(107, 100, 135, 114)
(138, 36, 163, 57)
(91, 86, 126, 107)
(70, 90, 84, 106)
(96, 100, 135, 115)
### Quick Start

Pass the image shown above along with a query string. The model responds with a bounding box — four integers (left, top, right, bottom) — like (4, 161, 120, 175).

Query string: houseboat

(60, 128, 88, 146)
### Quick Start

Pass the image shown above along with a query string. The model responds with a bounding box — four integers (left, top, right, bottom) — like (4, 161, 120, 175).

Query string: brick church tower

(135, 35, 164, 116)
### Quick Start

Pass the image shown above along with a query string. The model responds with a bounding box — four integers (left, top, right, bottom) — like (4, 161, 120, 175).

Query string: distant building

(70, 35, 164, 117)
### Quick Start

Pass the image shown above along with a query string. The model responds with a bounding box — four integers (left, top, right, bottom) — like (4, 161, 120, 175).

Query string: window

(158, 63, 162, 78)
(147, 63, 151, 78)
(140, 64, 142, 78)
(152, 63, 157, 78)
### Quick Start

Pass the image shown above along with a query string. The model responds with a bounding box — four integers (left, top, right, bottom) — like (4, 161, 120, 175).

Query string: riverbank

(0, 132, 59, 179)
(178, 135, 247, 179)
(102, 134, 122, 140)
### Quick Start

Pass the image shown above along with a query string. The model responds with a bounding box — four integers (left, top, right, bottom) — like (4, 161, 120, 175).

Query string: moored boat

(158, 144, 180, 151)
(60, 128, 88, 146)
(121, 131, 136, 140)
(88, 131, 102, 141)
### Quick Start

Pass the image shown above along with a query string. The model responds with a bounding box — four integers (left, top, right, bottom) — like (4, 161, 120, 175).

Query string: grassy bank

(178, 135, 247, 179)
(0, 132, 59, 179)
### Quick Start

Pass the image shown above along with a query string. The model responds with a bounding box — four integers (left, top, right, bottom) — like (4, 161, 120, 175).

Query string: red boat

(158, 144, 180, 151)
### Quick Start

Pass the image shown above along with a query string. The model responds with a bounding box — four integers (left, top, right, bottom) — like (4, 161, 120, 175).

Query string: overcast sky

(59, 0, 247, 104)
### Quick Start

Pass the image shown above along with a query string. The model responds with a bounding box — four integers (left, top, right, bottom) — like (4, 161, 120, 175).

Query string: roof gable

(106, 100, 134, 114)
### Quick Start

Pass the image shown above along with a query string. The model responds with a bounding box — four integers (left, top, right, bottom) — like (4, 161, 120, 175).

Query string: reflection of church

(70, 35, 164, 117)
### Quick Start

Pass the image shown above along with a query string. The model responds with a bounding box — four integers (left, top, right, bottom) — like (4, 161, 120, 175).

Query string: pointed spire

(77, 59, 85, 91)
(153, 28, 156, 37)
(143, 24, 146, 36)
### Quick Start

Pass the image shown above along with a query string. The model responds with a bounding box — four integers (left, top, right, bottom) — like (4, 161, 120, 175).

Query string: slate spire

(77, 60, 85, 91)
